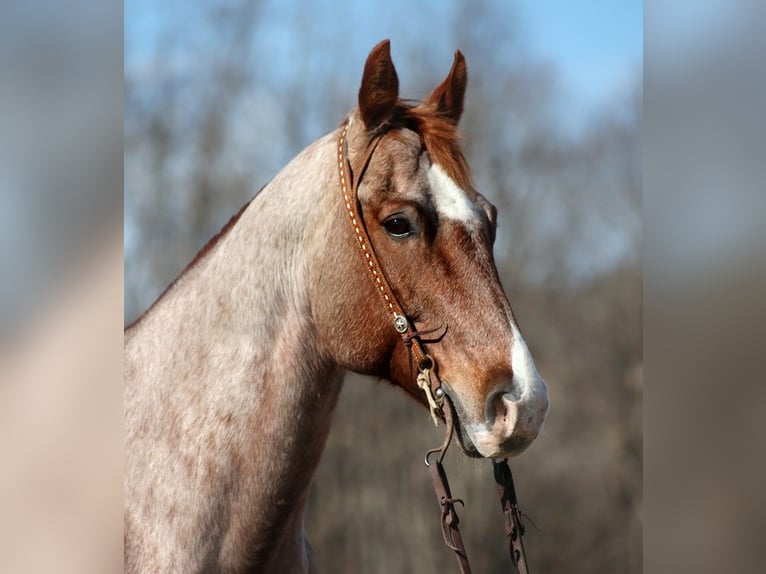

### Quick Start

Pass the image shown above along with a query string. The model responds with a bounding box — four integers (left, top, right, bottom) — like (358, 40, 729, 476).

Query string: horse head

(312, 40, 549, 458)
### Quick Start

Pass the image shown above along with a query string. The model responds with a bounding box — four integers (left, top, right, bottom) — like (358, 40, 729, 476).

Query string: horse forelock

(350, 101, 473, 192)
(404, 106, 473, 192)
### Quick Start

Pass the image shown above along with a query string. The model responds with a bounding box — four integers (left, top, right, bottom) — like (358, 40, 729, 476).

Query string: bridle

(337, 120, 533, 573)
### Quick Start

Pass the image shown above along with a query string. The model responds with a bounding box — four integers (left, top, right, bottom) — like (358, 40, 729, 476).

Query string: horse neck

(125, 130, 345, 571)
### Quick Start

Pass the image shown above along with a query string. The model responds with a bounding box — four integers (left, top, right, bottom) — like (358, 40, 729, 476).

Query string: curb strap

(493, 459, 531, 574)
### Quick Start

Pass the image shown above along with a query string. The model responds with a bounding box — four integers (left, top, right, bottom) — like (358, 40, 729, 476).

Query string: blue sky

(126, 0, 642, 125)
(518, 1, 642, 109)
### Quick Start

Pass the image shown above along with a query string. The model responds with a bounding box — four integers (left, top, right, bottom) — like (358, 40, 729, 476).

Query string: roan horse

(124, 40, 549, 573)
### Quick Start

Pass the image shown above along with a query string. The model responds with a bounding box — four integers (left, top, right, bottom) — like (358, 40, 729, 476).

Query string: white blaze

(427, 164, 479, 224)
(510, 323, 549, 411)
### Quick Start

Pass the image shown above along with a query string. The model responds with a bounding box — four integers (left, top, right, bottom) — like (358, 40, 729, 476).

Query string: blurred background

(2, 0, 764, 572)
(125, 1, 641, 572)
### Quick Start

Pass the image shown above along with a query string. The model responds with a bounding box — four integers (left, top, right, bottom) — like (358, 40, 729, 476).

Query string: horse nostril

(503, 384, 523, 403)
(485, 380, 521, 422)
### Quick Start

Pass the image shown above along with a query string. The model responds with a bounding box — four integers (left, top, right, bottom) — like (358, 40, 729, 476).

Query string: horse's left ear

(421, 51, 467, 125)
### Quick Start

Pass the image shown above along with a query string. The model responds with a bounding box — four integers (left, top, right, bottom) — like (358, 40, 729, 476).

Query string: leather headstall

(336, 121, 447, 424)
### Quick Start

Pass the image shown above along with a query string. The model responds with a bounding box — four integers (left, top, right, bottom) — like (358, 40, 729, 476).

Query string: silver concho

(393, 314, 408, 333)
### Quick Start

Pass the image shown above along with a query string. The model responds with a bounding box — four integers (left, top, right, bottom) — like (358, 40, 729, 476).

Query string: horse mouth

(443, 388, 535, 459)
(451, 412, 483, 458)
(441, 391, 482, 458)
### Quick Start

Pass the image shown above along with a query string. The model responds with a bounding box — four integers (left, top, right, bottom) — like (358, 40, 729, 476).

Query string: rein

(337, 121, 532, 573)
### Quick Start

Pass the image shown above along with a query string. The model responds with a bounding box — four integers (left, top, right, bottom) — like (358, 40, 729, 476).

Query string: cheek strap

(337, 121, 446, 417)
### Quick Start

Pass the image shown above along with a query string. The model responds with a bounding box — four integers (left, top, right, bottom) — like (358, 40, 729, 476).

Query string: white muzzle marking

(466, 323, 549, 457)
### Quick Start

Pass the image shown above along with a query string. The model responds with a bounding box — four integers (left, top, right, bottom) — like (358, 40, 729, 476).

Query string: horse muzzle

(447, 374, 550, 459)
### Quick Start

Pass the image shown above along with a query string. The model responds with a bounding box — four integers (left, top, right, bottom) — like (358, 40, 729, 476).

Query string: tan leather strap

(337, 122, 444, 418)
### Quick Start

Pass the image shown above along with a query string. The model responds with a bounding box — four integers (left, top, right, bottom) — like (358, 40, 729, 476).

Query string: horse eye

(383, 216, 413, 238)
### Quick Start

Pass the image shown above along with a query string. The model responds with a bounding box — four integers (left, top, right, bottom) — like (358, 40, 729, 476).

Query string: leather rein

(337, 121, 532, 574)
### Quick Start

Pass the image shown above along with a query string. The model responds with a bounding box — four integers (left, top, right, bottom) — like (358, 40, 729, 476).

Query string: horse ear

(358, 39, 399, 131)
(421, 50, 467, 125)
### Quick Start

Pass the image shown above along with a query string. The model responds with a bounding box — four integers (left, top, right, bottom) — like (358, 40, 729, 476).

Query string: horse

(124, 39, 549, 574)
